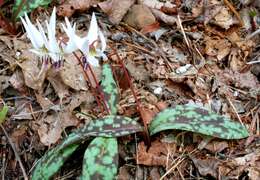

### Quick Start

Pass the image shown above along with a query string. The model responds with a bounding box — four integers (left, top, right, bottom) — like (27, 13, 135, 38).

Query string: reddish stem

(109, 44, 151, 145)
(85, 60, 110, 114)
(73, 52, 105, 115)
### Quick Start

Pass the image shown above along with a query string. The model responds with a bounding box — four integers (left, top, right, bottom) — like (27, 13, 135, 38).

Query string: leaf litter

(0, 0, 260, 179)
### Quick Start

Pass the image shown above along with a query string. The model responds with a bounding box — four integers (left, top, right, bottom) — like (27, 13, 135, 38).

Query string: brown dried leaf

(124, 4, 156, 29)
(47, 69, 70, 100)
(57, 0, 99, 17)
(99, 0, 135, 24)
(9, 70, 26, 93)
(213, 7, 238, 29)
(0, 75, 9, 94)
(60, 54, 88, 91)
(37, 111, 78, 146)
(150, 8, 177, 25)
(139, 0, 176, 10)
(19, 52, 47, 90)
(205, 36, 231, 61)
(35, 93, 55, 112)
(204, 140, 229, 153)
(137, 140, 169, 166)
(191, 157, 220, 178)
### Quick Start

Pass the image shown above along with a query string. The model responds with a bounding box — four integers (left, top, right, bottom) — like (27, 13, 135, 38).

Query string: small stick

(109, 44, 151, 145)
(223, 0, 244, 27)
(226, 97, 245, 127)
(0, 124, 28, 180)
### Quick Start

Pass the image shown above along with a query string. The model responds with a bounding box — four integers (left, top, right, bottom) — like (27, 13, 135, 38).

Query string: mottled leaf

(13, 0, 51, 19)
(59, 115, 143, 149)
(101, 64, 119, 115)
(0, 104, 8, 124)
(32, 143, 79, 180)
(82, 137, 118, 180)
(149, 105, 249, 139)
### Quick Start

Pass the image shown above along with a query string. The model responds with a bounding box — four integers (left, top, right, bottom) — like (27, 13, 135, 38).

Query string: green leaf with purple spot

(81, 137, 118, 180)
(58, 115, 142, 150)
(149, 105, 249, 139)
(101, 64, 119, 115)
(32, 143, 79, 180)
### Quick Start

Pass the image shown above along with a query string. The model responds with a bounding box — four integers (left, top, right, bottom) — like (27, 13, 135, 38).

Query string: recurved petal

(87, 12, 98, 45)
(21, 14, 44, 49)
(49, 7, 56, 34)
(98, 29, 106, 52)
(36, 20, 49, 49)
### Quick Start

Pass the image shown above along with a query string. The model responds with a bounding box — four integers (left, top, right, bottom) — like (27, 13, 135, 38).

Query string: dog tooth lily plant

(20, 7, 76, 68)
(62, 13, 107, 67)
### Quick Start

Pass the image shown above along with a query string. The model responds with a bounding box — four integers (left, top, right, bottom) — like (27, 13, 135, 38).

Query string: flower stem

(72, 52, 106, 115)
(109, 44, 151, 145)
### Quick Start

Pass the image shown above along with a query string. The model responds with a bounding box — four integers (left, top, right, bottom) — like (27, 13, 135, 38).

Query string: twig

(246, 28, 260, 40)
(0, 124, 28, 180)
(226, 97, 245, 127)
(120, 22, 174, 71)
(176, 15, 190, 49)
(109, 44, 151, 145)
(223, 0, 244, 27)
(160, 157, 185, 180)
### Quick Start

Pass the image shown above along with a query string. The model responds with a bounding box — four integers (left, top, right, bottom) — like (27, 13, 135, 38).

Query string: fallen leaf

(213, 7, 238, 29)
(191, 157, 220, 178)
(205, 36, 231, 61)
(139, 0, 176, 10)
(35, 93, 56, 112)
(137, 140, 170, 166)
(9, 70, 26, 93)
(19, 51, 47, 90)
(47, 69, 70, 100)
(60, 54, 88, 91)
(99, 0, 135, 24)
(124, 4, 157, 29)
(150, 8, 177, 25)
(57, 0, 99, 17)
(204, 140, 229, 153)
(0, 75, 9, 94)
(37, 110, 78, 146)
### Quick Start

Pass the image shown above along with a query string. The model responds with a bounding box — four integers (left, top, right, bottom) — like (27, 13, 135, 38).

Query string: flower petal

(46, 8, 60, 54)
(20, 14, 44, 49)
(87, 12, 98, 45)
(87, 55, 99, 67)
(98, 29, 106, 52)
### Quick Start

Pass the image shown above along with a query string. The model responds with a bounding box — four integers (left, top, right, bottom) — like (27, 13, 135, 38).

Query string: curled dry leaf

(99, 0, 135, 24)
(150, 8, 177, 25)
(60, 54, 88, 91)
(137, 140, 171, 166)
(57, 0, 99, 17)
(0, 76, 9, 94)
(9, 70, 26, 93)
(205, 36, 231, 61)
(47, 69, 69, 100)
(19, 55, 47, 90)
(138, 0, 176, 10)
(38, 111, 79, 146)
(213, 7, 238, 29)
(35, 93, 56, 112)
(191, 157, 220, 178)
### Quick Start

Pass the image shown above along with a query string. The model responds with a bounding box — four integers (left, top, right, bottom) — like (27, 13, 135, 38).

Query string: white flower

(20, 7, 76, 68)
(62, 13, 107, 67)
